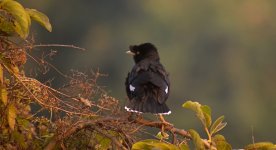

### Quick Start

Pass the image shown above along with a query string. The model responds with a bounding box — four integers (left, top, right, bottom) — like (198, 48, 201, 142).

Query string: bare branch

(32, 44, 86, 51)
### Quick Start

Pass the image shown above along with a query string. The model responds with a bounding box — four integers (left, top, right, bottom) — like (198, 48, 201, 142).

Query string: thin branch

(19, 75, 109, 111)
(2, 64, 97, 117)
(26, 52, 72, 79)
(32, 44, 86, 51)
(132, 118, 213, 149)
(133, 118, 191, 139)
(43, 117, 190, 149)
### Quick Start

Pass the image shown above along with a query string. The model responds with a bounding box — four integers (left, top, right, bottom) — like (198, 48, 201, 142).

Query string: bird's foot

(128, 112, 143, 122)
(161, 120, 173, 126)
(158, 114, 173, 126)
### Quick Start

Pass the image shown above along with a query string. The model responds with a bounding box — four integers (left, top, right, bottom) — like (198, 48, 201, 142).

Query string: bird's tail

(125, 98, 171, 115)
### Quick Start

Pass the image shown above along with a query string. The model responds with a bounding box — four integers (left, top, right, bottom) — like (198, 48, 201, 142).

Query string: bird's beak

(126, 50, 135, 56)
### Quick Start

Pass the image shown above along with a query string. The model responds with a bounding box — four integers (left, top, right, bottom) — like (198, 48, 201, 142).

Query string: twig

(19, 75, 109, 111)
(251, 126, 255, 147)
(32, 44, 86, 51)
(132, 118, 213, 149)
(43, 115, 216, 150)
(26, 52, 72, 79)
(2, 64, 97, 117)
(133, 118, 191, 138)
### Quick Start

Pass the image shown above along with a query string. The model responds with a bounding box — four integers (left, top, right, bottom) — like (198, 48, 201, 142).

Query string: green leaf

(156, 131, 169, 140)
(201, 105, 212, 127)
(212, 134, 226, 141)
(183, 101, 212, 128)
(210, 116, 227, 135)
(0, 0, 31, 38)
(132, 139, 179, 150)
(245, 142, 276, 150)
(17, 118, 30, 128)
(11, 131, 27, 149)
(7, 103, 17, 130)
(0, 16, 16, 36)
(182, 101, 201, 112)
(179, 142, 190, 150)
(95, 133, 111, 150)
(212, 135, 232, 150)
(188, 129, 205, 150)
(26, 8, 52, 32)
(182, 101, 205, 125)
(215, 141, 232, 150)
(156, 131, 163, 139)
(0, 86, 8, 106)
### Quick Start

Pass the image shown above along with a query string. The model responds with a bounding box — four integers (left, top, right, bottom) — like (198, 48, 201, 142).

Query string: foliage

(183, 101, 229, 150)
(0, 2, 52, 148)
(245, 142, 276, 150)
(131, 100, 276, 150)
(132, 139, 180, 150)
(131, 101, 230, 150)
(0, 0, 51, 39)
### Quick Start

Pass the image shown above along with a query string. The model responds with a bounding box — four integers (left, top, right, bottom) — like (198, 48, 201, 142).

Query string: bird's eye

(136, 51, 140, 55)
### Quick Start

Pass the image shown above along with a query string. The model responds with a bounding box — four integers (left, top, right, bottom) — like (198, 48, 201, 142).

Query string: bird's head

(126, 43, 160, 63)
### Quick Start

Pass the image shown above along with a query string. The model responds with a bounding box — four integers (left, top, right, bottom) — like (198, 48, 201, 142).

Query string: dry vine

(1, 37, 214, 149)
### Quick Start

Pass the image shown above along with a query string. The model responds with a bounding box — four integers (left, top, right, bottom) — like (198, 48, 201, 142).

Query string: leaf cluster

(0, 0, 51, 39)
(132, 101, 230, 150)
(182, 101, 229, 149)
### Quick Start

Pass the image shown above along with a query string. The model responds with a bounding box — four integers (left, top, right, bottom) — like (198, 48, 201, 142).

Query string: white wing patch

(129, 84, 135, 91)
(165, 86, 168, 94)
(124, 106, 143, 114)
(158, 110, 171, 115)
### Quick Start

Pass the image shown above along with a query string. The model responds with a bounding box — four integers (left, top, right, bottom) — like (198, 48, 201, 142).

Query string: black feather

(125, 43, 171, 115)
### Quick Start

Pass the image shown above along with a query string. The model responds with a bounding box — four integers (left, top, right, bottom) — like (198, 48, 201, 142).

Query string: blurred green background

(22, 0, 276, 148)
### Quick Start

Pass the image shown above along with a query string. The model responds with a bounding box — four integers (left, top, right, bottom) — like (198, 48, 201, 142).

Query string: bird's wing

(149, 64, 170, 104)
(125, 72, 132, 99)
(127, 63, 169, 104)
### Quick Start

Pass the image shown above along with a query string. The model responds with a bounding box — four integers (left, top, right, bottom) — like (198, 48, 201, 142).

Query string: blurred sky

(23, 0, 276, 148)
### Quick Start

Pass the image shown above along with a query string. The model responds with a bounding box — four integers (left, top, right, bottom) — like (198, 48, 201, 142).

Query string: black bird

(125, 43, 171, 123)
